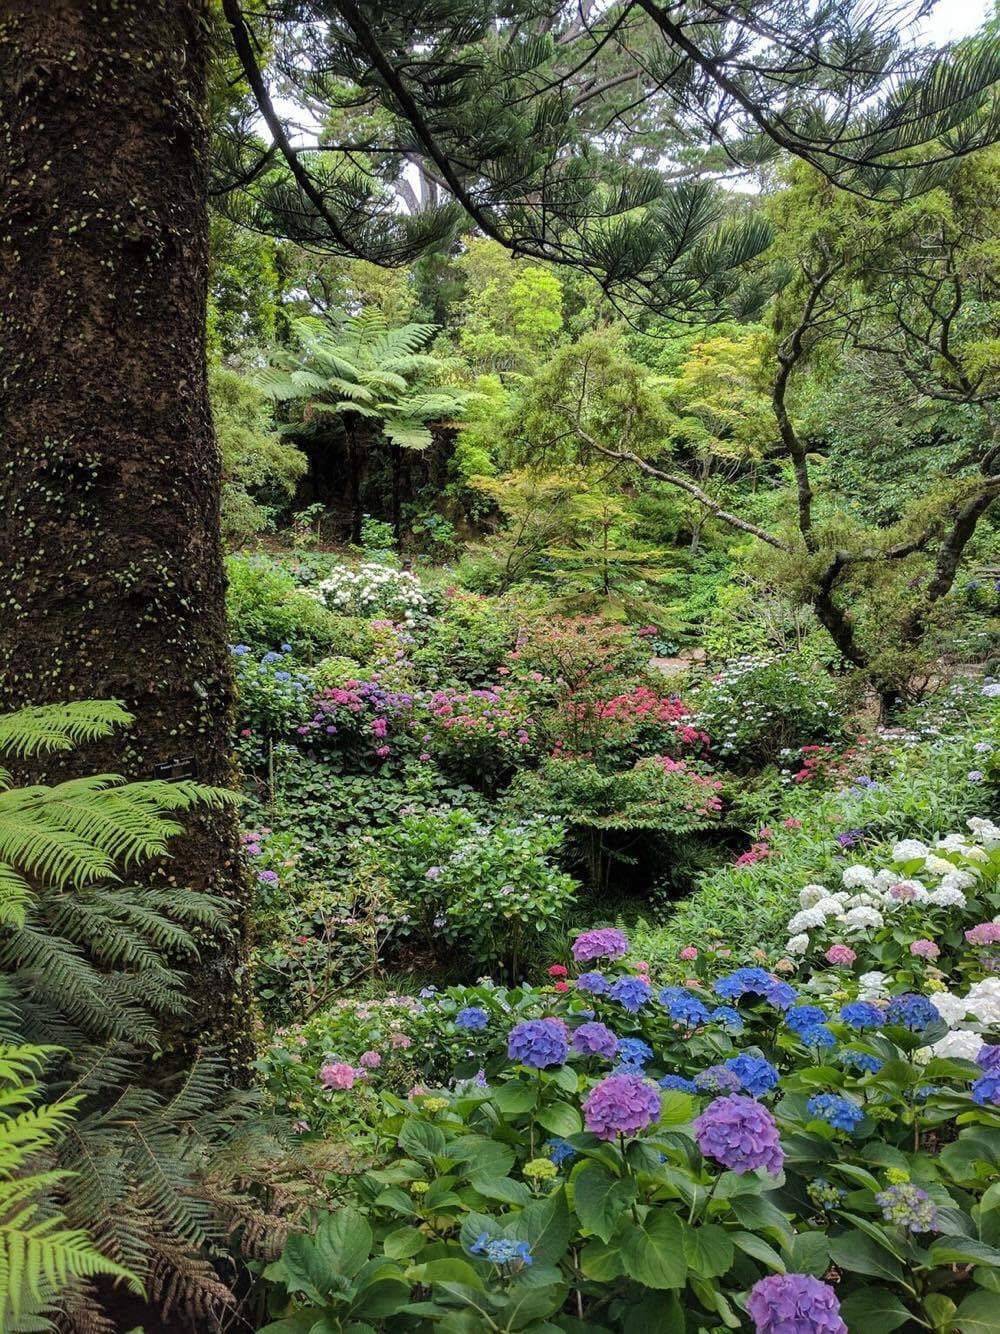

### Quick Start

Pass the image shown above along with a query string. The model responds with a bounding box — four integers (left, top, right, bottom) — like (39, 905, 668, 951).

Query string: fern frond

(0, 705, 132, 770)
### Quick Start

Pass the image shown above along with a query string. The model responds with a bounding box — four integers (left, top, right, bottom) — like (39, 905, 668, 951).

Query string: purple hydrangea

(582, 1073, 661, 1141)
(725, 1054, 779, 1097)
(576, 971, 609, 995)
(570, 1021, 619, 1059)
(507, 1019, 568, 1069)
(972, 1073, 1000, 1106)
(977, 1044, 1000, 1073)
(659, 987, 711, 1026)
(875, 1183, 938, 1233)
(571, 928, 629, 964)
(886, 993, 941, 1031)
(747, 1273, 846, 1334)
(607, 976, 652, 1013)
(839, 1001, 883, 1030)
(695, 1064, 742, 1094)
(807, 1093, 863, 1132)
(693, 1095, 785, 1175)
(455, 1007, 489, 1031)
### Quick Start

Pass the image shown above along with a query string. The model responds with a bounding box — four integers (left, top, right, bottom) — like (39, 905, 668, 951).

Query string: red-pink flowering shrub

(417, 684, 535, 788)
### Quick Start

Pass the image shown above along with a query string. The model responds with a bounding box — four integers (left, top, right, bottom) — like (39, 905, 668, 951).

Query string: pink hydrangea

(359, 1050, 382, 1068)
(824, 944, 856, 966)
(679, 946, 698, 961)
(890, 882, 919, 902)
(319, 1062, 357, 1090)
(909, 939, 940, 960)
(390, 1032, 412, 1049)
(966, 922, 1000, 946)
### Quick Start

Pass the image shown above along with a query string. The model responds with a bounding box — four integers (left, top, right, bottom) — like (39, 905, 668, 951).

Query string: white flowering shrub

(314, 561, 431, 625)
(693, 653, 843, 766)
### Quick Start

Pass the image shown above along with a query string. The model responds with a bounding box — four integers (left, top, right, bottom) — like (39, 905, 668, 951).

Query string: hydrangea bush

(261, 821, 1000, 1332)
(313, 561, 432, 624)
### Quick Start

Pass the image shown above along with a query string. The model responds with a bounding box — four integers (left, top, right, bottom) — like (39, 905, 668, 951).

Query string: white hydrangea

(967, 978, 1000, 1027)
(798, 884, 829, 909)
(935, 834, 972, 855)
(858, 970, 889, 999)
(939, 869, 977, 891)
(315, 562, 430, 623)
(839, 906, 884, 933)
(931, 991, 972, 1026)
(926, 885, 967, 909)
(967, 816, 1000, 848)
(873, 869, 900, 891)
(923, 1030, 985, 1063)
(924, 854, 958, 878)
(813, 896, 848, 917)
(787, 907, 828, 933)
(843, 892, 879, 910)
(842, 865, 876, 889)
(892, 839, 929, 863)
(786, 933, 810, 955)
(962, 845, 989, 864)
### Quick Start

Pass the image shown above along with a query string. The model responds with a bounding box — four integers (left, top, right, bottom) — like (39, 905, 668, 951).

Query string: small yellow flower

(523, 1158, 557, 1180)
(885, 1167, 910, 1184)
(924, 977, 946, 993)
(422, 1096, 448, 1113)
(410, 1181, 430, 1195)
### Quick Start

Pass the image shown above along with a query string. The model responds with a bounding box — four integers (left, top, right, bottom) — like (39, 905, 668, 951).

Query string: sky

(919, 0, 992, 42)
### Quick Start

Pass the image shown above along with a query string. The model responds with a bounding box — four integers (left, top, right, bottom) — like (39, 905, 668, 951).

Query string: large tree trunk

(0, 0, 251, 1072)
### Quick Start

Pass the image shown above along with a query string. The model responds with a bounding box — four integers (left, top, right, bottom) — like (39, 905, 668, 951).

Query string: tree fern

(0, 1044, 138, 1331)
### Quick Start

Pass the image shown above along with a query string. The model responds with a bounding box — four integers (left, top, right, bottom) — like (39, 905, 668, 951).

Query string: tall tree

(0, 1, 250, 1065)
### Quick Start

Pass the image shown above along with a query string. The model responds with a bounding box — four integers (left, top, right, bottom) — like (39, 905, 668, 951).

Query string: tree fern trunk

(0, 0, 251, 1073)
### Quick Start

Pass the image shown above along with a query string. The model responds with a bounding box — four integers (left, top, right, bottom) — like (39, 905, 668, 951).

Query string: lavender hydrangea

(576, 971, 609, 995)
(659, 986, 711, 1026)
(695, 1064, 743, 1094)
(886, 993, 941, 1031)
(582, 1073, 662, 1141)
(455, 1006, 489, 1031)
(693, 1095, 785, 1175)
(570, 1021, 619, 1059)
(507, 1019, 568, 1069)
(746, 1273, 846, 1334)
(571, 928, 629, 964)
(875, 1183, 939, 1232)
(807, 1093, 864, 1132)
(607, 975, 652, 1013)
(725, 1053, 779, 1097)
(977, 1044, 1000, 1073)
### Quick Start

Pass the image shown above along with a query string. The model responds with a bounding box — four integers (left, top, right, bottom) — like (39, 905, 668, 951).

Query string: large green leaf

(572, 1163, 636, 1244)
(619, 1208, 687, 1290)
(839, 1288, 914, 1333)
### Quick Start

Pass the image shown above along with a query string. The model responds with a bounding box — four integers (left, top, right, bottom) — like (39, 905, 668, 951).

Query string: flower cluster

(314, 561, 430, 623)
(582, 1073, 662, 1140)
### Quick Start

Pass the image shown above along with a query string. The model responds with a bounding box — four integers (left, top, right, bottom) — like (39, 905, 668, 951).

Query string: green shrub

(411, 591, 517, 685)
(226, 554, 347, 656)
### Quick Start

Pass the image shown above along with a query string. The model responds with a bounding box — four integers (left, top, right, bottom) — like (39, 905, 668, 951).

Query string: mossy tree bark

(0, 0, 251, 1073)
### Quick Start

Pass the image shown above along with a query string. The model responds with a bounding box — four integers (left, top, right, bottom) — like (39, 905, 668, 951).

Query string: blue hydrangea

(710, 1006, 745, 1035)
(615, 1037, 654, 1070)
(660, 1073, 698, 1094)
(607, 976, 652, 1013)
(972, 1074, 1000, 1107)
(713, 967, 796, 1010)
(840, 1049, 883, 1075)
(886, 993, 941, 1031)
(725, 1054, 780, 1097)
(786, 1005, 828, 1035)
(229, 644, 251, 656)
(455, 1007, 489, 1031)
(546, 1137, 576, 1165)
(807, 1093, 864, 1132)
(840, 1001, 884, 1030)
(576, 971, 609, 995)
(799, 1023, 837, 1049)
(468, 1234, 533, 1266)
(659, 987, 711, 1026)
